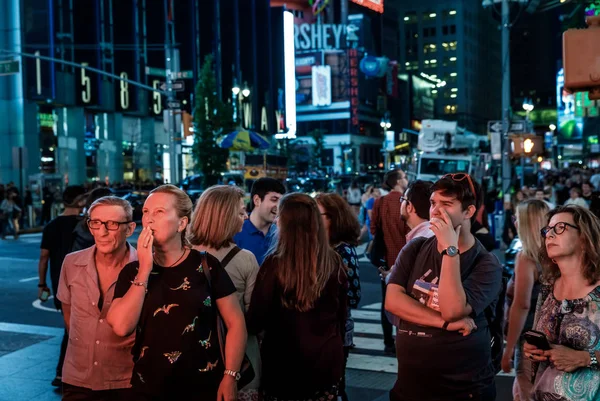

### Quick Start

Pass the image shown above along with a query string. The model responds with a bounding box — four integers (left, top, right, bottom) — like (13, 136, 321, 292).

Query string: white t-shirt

(347, 188, 362, 204)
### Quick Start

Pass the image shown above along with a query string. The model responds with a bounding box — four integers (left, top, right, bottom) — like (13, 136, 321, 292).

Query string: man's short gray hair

(87, 196, 133, 221)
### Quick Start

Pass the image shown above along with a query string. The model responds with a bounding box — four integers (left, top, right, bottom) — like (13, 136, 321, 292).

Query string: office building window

(404, 12, 418, 23)
(442, 40, 457, 51)
(424, 59, 438, 69)
(446, 73, 457, 83)
(444, 105, 458, 114)
(405, 61, 419, 71)
(423, 43, 437, 53)
(431, 89, 438, 99)
(406, 44, 418, 56)
(444, 10, 457, 18)
(443, 56, 457, 67)
(450, 25, 456, 34)
(423, 11, 437, 21)
(423, 27, 436, 37)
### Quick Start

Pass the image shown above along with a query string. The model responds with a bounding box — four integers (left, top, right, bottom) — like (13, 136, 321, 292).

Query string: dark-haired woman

(524, 205, 600, 401)
(247, 193, 348, 401)
(316, 193, 361, 401)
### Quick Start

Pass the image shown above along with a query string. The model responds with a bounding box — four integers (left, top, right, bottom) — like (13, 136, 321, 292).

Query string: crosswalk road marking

(348, 303, 515, 377)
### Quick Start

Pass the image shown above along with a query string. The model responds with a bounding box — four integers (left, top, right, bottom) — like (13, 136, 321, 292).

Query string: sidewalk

(0, 321, 393, 401)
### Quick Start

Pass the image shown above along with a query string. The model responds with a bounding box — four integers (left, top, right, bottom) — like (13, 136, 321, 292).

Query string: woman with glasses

(315, 193, 361, 401)
(524, 205, 600, 401)
(188, 185, 261, 401)
(107, 184, 246, 401)
(247, 193, 347, 401)
(501, 200, 549, 401)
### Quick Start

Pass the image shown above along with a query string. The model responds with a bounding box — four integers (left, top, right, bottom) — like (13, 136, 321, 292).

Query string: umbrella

(219, 130, 270, 152)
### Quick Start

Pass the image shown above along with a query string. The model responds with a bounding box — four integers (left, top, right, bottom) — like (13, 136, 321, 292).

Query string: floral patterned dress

(334, 243, 361, 348)
(531, 284, 600, 401)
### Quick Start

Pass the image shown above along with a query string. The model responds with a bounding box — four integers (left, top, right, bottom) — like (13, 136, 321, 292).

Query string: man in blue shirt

(234, 178, 286, 265)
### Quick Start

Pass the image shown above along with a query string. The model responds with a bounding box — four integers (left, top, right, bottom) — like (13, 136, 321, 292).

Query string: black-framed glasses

(399, 196, 408, 203)
(442, 173, 477, 205)
(87, 219, 132, 231)
(540, 222, 580, 238)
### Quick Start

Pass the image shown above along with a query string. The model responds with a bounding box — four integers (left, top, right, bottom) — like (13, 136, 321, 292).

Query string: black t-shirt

(388, 236, 502, 401)
(40, 215, 81, 295)
(246, 255, 348, 399)
(114, 250, 236, 398)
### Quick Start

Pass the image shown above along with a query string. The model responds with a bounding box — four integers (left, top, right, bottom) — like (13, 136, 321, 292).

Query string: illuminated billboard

(350, 0, 384, 13)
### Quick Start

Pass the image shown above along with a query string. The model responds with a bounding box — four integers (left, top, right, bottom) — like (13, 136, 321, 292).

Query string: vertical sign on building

(312, 66, 332, 107)
(348, 49, 359, 133)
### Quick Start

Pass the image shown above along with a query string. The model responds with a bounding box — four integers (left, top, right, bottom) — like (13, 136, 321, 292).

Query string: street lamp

(241, 82, 251, 98)
(381, 115, 392, 170)
(232, 86, 240, 96)
(549, 123, 557, 131)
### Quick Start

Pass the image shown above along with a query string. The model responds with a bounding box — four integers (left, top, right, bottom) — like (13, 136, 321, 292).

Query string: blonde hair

(188, 185, 245, 250)
(88, 196, 133, 221)
(149, 184, 192, 246)
(516, 199, 548, 264)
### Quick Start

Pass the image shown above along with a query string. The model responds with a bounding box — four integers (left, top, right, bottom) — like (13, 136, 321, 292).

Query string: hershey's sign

(294, 23, 346, 51)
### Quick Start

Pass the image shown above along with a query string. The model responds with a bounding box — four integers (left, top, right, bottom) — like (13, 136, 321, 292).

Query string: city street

(0, 233, 514, 401)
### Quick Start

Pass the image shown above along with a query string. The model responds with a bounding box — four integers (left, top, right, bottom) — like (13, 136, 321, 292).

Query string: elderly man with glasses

(57, 196, 138, 401)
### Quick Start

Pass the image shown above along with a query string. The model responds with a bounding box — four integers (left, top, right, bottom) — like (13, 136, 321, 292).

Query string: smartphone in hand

(524, 330, 552, 351)
(40, 288, 51, 302)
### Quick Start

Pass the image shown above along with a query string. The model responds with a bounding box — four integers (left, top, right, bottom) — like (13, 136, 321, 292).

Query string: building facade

(398, 0, 501, 133)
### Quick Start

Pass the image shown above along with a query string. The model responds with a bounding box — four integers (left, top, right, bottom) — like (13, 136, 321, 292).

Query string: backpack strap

(200, 251, 227, 363)
(221, 246, 242, 269)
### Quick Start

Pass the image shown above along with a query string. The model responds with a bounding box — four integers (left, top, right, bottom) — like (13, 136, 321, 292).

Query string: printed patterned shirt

(114, 250, 236, 398)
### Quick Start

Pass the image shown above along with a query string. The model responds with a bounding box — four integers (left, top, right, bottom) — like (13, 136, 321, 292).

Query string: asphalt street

(0, 232, 514, 401)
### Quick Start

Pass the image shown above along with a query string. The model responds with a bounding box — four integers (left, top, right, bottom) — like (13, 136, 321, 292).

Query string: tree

(192, 54, 234, 185)
(309, 128, 326, 171)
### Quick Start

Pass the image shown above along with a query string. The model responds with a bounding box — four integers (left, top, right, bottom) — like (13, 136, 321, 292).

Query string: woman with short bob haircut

(189, 185, 261, 400)
(108, 184, 246, 401)
(524, 205, 600, 401)
(247, 193, 347, 401)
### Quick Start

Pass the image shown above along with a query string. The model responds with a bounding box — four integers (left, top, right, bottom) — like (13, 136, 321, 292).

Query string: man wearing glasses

(57, 196, 138, 400)
(385, 173, 502, 401)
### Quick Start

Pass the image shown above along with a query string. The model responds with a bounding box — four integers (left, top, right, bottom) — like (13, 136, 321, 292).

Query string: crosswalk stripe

(351, 309, 380, 321)
(360, 302, 382, 311)
(348, 306, 516, 378)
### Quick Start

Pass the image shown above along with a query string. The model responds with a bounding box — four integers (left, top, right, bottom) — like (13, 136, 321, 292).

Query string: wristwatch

(441, 246, 460, 257)
(589, 350, 598, 369)
(224, 369, 241, 381)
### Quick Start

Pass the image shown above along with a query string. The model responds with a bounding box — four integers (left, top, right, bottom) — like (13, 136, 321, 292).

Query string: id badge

(412, 278, 440, 312)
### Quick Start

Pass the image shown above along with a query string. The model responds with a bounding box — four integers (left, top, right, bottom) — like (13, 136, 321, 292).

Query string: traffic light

(563, 15, 600, 100)
(182, 111, 193, 137)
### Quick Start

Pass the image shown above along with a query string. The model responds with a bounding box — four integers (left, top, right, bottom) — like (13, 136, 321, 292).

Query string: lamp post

(523, 98, 535, 130)
(232, 83, 240, 123)
(380, 115, 392, 170)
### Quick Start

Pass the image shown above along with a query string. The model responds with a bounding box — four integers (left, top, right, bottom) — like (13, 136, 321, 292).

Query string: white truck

(409, 119, 487, 182)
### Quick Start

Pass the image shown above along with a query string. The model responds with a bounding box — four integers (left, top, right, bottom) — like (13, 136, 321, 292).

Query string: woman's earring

(552, 259, 557, 264)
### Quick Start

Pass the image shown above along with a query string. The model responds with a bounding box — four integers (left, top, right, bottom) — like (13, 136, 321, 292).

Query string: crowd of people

(28, 167, 600, 401)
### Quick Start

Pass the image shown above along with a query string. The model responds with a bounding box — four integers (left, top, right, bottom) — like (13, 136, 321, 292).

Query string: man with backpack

(385, 173, 503, 401)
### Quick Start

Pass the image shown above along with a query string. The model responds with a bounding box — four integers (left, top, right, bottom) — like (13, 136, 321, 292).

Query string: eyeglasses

(87, 219, 132, 231)
(540, 222, 580, 238)
(442, 173, 477, 205)
(399, 196, 408, 203)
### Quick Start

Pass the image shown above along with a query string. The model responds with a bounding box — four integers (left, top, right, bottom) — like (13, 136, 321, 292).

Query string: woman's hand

(523, 342, 548, 362)
(446, 317, 477, 336)
(501, 348, 514, 373)
(217, 375, 237, 401)
(137, 226, 154, 273)
(543, 345, 590, 373)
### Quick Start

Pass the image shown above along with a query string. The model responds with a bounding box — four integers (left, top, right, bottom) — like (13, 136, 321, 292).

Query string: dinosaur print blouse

(114, 250, 236, 398)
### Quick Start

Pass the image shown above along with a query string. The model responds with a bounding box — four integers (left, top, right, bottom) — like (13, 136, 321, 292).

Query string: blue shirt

(234, 218, 277, 266)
